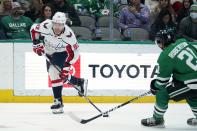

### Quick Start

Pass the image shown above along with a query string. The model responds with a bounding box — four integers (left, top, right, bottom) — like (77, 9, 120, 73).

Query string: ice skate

(51, 99, 64, 114)
(141, 117, 165, 128)
(76, 78, 88, 97)
(187, 118, 197, 126)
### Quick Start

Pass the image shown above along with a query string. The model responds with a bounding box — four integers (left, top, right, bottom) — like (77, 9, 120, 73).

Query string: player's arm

(155, 58, 172, 89)
(60, 32, 79, 80)
(65, 40, 79, 65)
(150, 56, 173, 94)
(63, 28, 79, 65)
(30, 24, 44, 56)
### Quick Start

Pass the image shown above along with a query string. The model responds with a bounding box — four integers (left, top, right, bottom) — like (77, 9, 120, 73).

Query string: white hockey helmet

(52, 12, 67, 24)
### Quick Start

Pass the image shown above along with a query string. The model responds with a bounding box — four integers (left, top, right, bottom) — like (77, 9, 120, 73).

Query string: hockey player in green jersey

(141, 29, 197, 127)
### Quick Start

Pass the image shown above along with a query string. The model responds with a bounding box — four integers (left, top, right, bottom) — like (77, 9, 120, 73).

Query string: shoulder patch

(43, 23, 49, 29)
(66, 31, 72, 37)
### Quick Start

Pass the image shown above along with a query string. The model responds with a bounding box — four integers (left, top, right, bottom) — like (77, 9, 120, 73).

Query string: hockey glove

(60, 62, 71, 82)
(150, 79, 160, 95)
(33, 43, 44, 56)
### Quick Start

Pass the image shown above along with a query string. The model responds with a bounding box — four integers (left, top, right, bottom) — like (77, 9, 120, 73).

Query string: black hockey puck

(102, 113, 109, 117)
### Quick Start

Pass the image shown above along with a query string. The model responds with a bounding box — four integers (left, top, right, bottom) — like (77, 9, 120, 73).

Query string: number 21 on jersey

(178, 47, 197, 71)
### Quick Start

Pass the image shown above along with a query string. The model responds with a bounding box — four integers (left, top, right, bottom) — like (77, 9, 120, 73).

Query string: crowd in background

(0, 0, 196, 42)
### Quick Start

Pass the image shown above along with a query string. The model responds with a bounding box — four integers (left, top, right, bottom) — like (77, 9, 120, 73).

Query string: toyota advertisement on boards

(25, 52, 159, 91)
(12, 43, 161, 96)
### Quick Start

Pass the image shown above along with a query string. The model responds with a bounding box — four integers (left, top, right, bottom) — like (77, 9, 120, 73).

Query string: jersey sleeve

(155, 53, 173, 89)
(30, 20, 52, 45)
(64, 26, 79, 64)
(30, 23, 42, 45)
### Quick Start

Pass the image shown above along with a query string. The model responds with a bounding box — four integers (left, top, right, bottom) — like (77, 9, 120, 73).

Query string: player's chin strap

(43, 53, 104, 115)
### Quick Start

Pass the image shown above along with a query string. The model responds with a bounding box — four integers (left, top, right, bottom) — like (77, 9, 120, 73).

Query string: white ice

(0, 103, 196, 131)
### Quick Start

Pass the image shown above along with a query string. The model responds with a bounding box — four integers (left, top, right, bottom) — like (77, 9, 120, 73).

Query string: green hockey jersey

(155, 38, 197, 89)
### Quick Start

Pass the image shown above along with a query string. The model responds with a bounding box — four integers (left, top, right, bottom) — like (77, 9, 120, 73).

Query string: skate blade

(187, 123, 197, 126)
(52, 108, 64, 114)
(142, 124, 165, 128)
(152, 124, 165, 128)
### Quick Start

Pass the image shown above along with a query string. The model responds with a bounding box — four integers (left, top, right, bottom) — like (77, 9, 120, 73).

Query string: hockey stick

(43, 54, 103, 114)
(68, 90, 151, 124)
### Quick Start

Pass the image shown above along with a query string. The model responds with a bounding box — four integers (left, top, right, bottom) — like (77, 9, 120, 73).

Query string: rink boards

(0, 40, 196, 102)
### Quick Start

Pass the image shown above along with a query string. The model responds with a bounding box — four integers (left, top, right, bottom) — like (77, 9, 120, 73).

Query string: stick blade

(68, 112, 83, 123)
(68, 112, 102, 124)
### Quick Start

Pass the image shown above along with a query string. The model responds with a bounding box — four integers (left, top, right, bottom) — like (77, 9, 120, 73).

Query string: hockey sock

(52, 86, 63, 102)
(190, 107, 197, 118)
(153, 104, 167, 119)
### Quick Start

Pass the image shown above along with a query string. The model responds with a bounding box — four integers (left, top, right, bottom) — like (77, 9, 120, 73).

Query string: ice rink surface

(0, 103, 197, 131)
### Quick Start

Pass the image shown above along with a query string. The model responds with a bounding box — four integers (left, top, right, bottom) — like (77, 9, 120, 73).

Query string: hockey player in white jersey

(30, 12, 88, 114)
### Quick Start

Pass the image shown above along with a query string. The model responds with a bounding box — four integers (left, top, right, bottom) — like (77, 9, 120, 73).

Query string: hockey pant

(46, 52, 80, 100)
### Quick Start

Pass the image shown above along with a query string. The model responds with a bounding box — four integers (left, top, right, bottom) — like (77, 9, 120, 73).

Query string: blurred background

(0, 0, 196, 42)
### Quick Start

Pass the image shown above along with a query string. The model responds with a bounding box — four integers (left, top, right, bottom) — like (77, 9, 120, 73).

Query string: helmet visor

(155, 37, 165, 49)
(155, 37, 164, 45)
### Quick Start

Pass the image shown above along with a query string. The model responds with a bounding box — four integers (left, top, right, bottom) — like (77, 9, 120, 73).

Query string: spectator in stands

(113, 0, 121, 4)
(0, 30, 6, 40)
(150, 8, 176, 40)
(0, 0, 13, 16)
(172, 1, 182, 14)
(151, 0, 176, 23)
(20, 0, 43, 21)
(42, 0, 50, 4)
(177, 0, 193, 25)
(35, 3, 54, 23)
(68, 0, 91, 15)
(179, 2, 197, 42)
(88, 0, 119, 20)
(0, 20, 6, 40)
(145, 0, 158, 13)
(1, 2, 33, 39)
(118, 0, 150, 32)
(51, 0, 81, 26)
(0, 1, 3, 13)
(141, 0, 145, 4)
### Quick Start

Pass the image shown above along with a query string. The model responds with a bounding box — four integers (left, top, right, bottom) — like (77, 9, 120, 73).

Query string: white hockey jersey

(30, 19, 79, 64)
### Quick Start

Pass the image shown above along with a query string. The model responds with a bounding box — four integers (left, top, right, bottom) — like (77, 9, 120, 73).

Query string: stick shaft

(79, 91, 151, 124)
(43, 54, 103, 113)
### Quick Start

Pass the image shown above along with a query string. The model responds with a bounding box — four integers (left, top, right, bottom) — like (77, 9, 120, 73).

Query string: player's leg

(68, 76, 88, 96)
(186, 96, 197, 126)
(141, 88, 168, 127)
(167, 79, 196, 125)
(142, 79, 191, 127)
(47, 61, 64, 114)
(52, 52, 88, 96)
